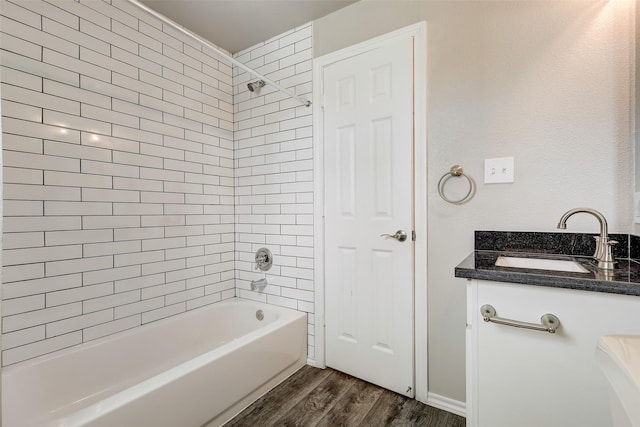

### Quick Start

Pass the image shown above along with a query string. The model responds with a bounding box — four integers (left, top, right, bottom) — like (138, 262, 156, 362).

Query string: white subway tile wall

(232, 23, 315, 360)
(1, 0, 236, 365)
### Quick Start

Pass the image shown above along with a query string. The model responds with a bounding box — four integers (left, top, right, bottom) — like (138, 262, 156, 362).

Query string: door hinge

(412, 230, 416, 241)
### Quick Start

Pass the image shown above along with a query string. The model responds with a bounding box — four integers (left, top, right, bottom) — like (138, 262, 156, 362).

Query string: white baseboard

(426, 392, 467, 418)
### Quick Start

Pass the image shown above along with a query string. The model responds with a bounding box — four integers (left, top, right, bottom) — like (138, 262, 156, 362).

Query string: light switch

(484, 157, 514, 184)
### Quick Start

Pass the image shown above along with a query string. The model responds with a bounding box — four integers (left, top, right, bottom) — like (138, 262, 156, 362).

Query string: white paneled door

(323, 35, 415, 397)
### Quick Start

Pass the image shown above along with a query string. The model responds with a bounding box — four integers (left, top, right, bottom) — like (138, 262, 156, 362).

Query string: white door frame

(312, 21, 428, 403)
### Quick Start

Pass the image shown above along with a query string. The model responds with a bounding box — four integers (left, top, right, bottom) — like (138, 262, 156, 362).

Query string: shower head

(247, 80, 266, 93)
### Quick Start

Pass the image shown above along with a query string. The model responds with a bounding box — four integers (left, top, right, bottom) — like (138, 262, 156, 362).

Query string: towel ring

(438, 165, 475, 204)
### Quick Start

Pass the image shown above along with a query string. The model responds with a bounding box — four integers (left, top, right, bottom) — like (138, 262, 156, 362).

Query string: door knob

(380, 230, 408, 242)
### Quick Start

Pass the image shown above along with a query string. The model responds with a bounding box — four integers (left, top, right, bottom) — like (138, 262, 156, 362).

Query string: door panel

(323, 35, 415, 397)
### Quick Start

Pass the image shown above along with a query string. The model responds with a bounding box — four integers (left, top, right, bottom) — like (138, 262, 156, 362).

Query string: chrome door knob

(380, 230, 408, 242)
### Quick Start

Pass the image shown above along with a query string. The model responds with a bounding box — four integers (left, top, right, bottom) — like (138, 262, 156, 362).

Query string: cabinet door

(467, 280, 640, 427)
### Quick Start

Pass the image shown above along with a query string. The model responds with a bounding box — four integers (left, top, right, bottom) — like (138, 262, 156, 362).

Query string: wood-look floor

(224, 365, 466, 427)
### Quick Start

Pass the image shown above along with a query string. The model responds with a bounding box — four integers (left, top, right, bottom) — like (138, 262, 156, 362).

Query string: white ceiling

(139, 0, 358, 54)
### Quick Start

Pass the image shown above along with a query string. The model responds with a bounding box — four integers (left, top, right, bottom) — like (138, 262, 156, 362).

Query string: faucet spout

(556, 208, 616, 270)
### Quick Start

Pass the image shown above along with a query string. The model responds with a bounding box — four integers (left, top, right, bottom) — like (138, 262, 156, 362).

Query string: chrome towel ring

(437, 165, 475, 204)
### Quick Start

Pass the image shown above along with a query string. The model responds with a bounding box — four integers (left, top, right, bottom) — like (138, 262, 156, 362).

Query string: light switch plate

(484, 157, 514, 184)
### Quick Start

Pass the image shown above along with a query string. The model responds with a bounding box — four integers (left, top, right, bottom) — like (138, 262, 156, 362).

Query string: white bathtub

(2, 298, 307, 427)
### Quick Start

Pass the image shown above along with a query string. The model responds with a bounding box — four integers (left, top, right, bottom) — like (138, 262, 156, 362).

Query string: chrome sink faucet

(557, 208, 617, 270)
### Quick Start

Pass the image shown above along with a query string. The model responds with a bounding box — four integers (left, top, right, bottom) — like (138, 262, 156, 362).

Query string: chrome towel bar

(480, 304, 560, 334)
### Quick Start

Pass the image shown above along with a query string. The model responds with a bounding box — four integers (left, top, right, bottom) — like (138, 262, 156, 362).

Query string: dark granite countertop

(454, 231, 640, 296)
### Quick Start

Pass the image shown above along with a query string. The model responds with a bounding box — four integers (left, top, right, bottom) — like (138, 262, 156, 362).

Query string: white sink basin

(597, 335, 640, 426)
(495, 256, 589, 273)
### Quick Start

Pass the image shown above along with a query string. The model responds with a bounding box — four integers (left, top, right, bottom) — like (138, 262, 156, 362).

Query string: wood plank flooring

(224, 365, 466, 427)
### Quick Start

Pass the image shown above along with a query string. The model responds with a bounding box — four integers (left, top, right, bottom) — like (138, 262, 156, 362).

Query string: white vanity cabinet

(466, 279, 640, 427)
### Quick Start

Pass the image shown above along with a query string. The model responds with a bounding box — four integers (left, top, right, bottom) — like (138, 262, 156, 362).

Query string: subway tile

(114, 250, 164, 268)
(141, 215, 185, 227)
(3, 302, 82, 333)
(82, 216, 141, 230)
(80, 47, 139, 79)
(112, 99, 163, 122)
(112, 125, 164, 146)
(140, 143, 184, 161)
(81, 75, 139, 104)
(112, 46, 161, 76)
(0, 17, 80, 60)
(140, 94, 183, 116)
(113, 176, 163, 192)
(21, 1, 79, 30)
(162, 90, 202, 112)
(114, 273, 165, 293)
(5, 216, 81, 233)
(2, 331, 81, 366)
(2, 295, 45, 317)
(46, 308, 113, 338)
(81, 19, 138, 54)
(81, 104, 139, 129)
(81, 133, 139, 154)
(83, 315, 141, 342)
(3, 231, 45, 250)
(4, 151, 79, 174)
(3, 245, 83, 267)
(50, 0, 111, 29)
(114, 296, 164, 319)
(82, 0, 139, 30)
(3, 117, 80, 145)
(112, 20, 161, 53)
(46, 256, 113, 277)
(3, 167, 43, 185)
(3, 274, 81, 300)
(83, 290, 140, 314)
(139, 167, 184, 183)
(141, 302, 185, 324)
(45, 229, 112, 246)
(165, 287, 204, 305)
(43, 47, 110, 82)
(3, 263, 45, 284)
(113, 152, 164, 169)
(47, 282, 114, 308)
(114, 227, 164, 241)
(141, 280, 185, 300)
(44, 171, 112, 189)
(113, 203, 163, 216)
(43, 109, 111, 136)
(187, 293, 223, 311)
(82, 188, 139, 203)
(166, 266, 204, 283)
(0, 66, 42, 91)
(83, 240, 141, 258)
(81, 160, 140, 180)
(1, 50, 79, 86)
(140, 191, 184, 204)
(1, 1, 42, 29)
(83, 265, 141, 287)
(2, 326, 45, 350)
(141, 258, 185, 276)
(42, 142, 109, 167)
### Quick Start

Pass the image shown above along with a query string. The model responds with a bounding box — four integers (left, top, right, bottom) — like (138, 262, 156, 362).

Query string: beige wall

(315, 0, 634, 403)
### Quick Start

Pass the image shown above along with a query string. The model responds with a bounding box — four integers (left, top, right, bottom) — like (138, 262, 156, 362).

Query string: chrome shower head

(247, 80, 266, 92)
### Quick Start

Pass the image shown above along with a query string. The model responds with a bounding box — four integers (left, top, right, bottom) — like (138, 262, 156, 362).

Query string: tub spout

(251, 278, 268, 291)
(556, 207, 617, 270)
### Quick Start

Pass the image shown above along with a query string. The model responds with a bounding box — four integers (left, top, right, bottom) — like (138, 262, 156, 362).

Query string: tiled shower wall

(0, 0, 236, 365)
(232, 24, 316, 360)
